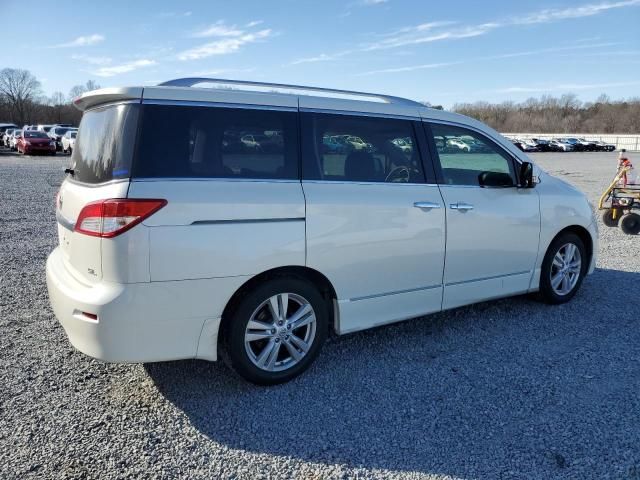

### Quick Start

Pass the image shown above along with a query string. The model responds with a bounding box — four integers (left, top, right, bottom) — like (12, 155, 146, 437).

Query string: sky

(0, 0, 639, 107)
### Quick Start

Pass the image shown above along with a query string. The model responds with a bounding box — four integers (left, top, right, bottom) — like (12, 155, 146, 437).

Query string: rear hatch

(56, 103, 140, 284)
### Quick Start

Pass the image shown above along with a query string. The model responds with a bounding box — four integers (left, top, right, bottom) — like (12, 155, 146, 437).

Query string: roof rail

(157, 77, 424, 108)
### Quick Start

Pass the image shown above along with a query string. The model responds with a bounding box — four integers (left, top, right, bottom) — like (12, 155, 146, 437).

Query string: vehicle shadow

(145, 267, 640, 476)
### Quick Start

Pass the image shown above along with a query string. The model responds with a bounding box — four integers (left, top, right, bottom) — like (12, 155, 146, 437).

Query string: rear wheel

(620, 213, 640, 235)
(539, 233, 586, 304)
(602, 209, 621, 227)
(221, 277, 328, 385)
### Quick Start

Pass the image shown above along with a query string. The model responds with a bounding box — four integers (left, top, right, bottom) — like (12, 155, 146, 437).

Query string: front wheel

(221, 277, 328, 385)
(539, 233, 587, 304)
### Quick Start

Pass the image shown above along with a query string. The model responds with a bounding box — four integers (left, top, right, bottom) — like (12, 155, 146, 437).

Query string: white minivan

(46, 78, 597, 384)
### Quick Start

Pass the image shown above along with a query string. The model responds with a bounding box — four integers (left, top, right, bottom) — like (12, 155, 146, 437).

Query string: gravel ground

(1, 149, 639, 480)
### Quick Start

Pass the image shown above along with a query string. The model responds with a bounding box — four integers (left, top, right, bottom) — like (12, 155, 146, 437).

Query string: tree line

(0, 68, 99, 127)
(2, 67, 639, 134)
(452, 94, 640, 134)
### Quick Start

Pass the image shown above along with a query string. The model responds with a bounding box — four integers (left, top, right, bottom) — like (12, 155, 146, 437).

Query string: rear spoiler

(73, 87, 143, 111)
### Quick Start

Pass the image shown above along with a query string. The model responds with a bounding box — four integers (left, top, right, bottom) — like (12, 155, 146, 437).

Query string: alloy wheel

(550, 243, 582, 296)
(244, 293, 316, 372)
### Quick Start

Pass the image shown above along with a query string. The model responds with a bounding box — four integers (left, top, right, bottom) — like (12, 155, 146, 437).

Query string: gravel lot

(1, 149, 639, 480)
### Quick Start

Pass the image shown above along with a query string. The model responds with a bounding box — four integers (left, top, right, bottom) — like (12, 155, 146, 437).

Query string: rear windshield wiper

(64, 168, 75, 176)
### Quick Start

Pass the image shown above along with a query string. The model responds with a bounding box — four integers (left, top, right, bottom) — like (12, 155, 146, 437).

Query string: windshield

(70, 103, 139, 184)
(25, 131, 49, 138)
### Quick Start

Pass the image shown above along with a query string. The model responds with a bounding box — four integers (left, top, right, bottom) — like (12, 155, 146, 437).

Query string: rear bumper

(46, 247, 247, 363)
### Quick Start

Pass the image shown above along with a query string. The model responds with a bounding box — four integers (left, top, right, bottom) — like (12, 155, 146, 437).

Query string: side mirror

(478, 171, 514, 188)
(519, 161, 535, 188)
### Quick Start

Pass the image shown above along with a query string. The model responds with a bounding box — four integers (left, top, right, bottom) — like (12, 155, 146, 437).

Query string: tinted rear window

(132, 104, 298, 180)
(71, 104, 139, 184)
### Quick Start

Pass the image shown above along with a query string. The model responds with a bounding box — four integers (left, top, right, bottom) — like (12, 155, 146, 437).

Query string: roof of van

(72, 77, 477, 126)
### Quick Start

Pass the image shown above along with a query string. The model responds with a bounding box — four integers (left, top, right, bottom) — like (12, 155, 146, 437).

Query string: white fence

(502, 133, 640, 151)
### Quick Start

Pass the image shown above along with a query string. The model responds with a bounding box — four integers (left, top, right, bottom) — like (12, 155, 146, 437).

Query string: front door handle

(450, 202, 474, 211)
(414, 201, 441, 210)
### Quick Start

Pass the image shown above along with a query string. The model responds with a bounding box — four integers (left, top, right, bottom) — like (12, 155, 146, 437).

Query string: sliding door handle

(414, 201, 441, 210)
(450, 202, 474, 211)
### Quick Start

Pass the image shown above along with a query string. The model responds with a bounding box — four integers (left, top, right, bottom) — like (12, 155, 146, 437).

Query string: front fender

(529, 172, 597, 290)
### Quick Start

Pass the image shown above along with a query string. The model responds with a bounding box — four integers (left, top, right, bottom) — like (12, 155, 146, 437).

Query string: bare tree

(0, 68, 41, 125)
(454, 94, 640, 133)
(49, 91, 67, 123)
(68, 80, 102, 101)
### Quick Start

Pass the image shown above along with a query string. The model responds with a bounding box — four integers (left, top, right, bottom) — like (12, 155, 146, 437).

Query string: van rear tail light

(75, 199, 167, 238)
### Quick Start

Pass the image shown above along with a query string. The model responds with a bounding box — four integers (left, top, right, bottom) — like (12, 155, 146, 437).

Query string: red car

(17, 130, 56, 155)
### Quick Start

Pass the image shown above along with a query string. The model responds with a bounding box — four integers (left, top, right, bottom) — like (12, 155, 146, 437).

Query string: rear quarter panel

(127, 179, 306, 281)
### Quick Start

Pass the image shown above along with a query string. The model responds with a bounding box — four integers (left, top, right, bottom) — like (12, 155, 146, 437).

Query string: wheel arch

(218, 266, 339, 345)
(548, 224, 594, 268)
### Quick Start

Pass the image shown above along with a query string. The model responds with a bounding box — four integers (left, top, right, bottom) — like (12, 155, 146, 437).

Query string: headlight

(24, 141, 31, 146)
(49, 141, 55, 147)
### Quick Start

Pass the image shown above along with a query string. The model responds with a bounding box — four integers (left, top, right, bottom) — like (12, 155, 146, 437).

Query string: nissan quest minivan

(46, 78, 597, 384)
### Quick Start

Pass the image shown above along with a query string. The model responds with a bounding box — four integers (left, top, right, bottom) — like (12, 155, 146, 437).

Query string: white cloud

(357, 61, 463, 75)
(192, 21, 245, 38)
(291, 52, 351, 65)
(245, 20, 263, 27)
(361, 0, 389, 5)
(513, 0, 640, 24)
(356, 41, 621, 75)
(291, 0, 640, 64)
(92, 59, 156, 77)
(51, 34, 105, 48)
(71, 54, 112, 65)
(178, 29, 272, 60)
(363, 23, 499, 51)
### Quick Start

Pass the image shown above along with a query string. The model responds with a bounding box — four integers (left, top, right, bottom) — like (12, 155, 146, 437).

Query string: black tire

(620, 213, 640, 235)
(221, 276, 328, 385)
(602, 209, 621, 227)
(539, 232, 587, 304)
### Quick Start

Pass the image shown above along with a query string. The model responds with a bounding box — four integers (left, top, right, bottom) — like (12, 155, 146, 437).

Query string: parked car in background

(2, 128, 17, 146)
(549, 139, 575, 152)
(508, 138, 525, 151)
(391, 137, 412, 154)
(9, 130, 22, 150)
(37, 124, 55, 133)
(49, 126, 76, 151)
(518, 138, 539, 152)
(576, 138, 598, 151)
(17, 130, 56, 155)
(61, 130, 77, 154)
(563, 138, 587, 152)
(0, 123, 18, 136)
(530, 138, 552, 152)
(322, 135, 346, 154)
(593, 141, 615, 152)
(447, 137, 487, 152)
